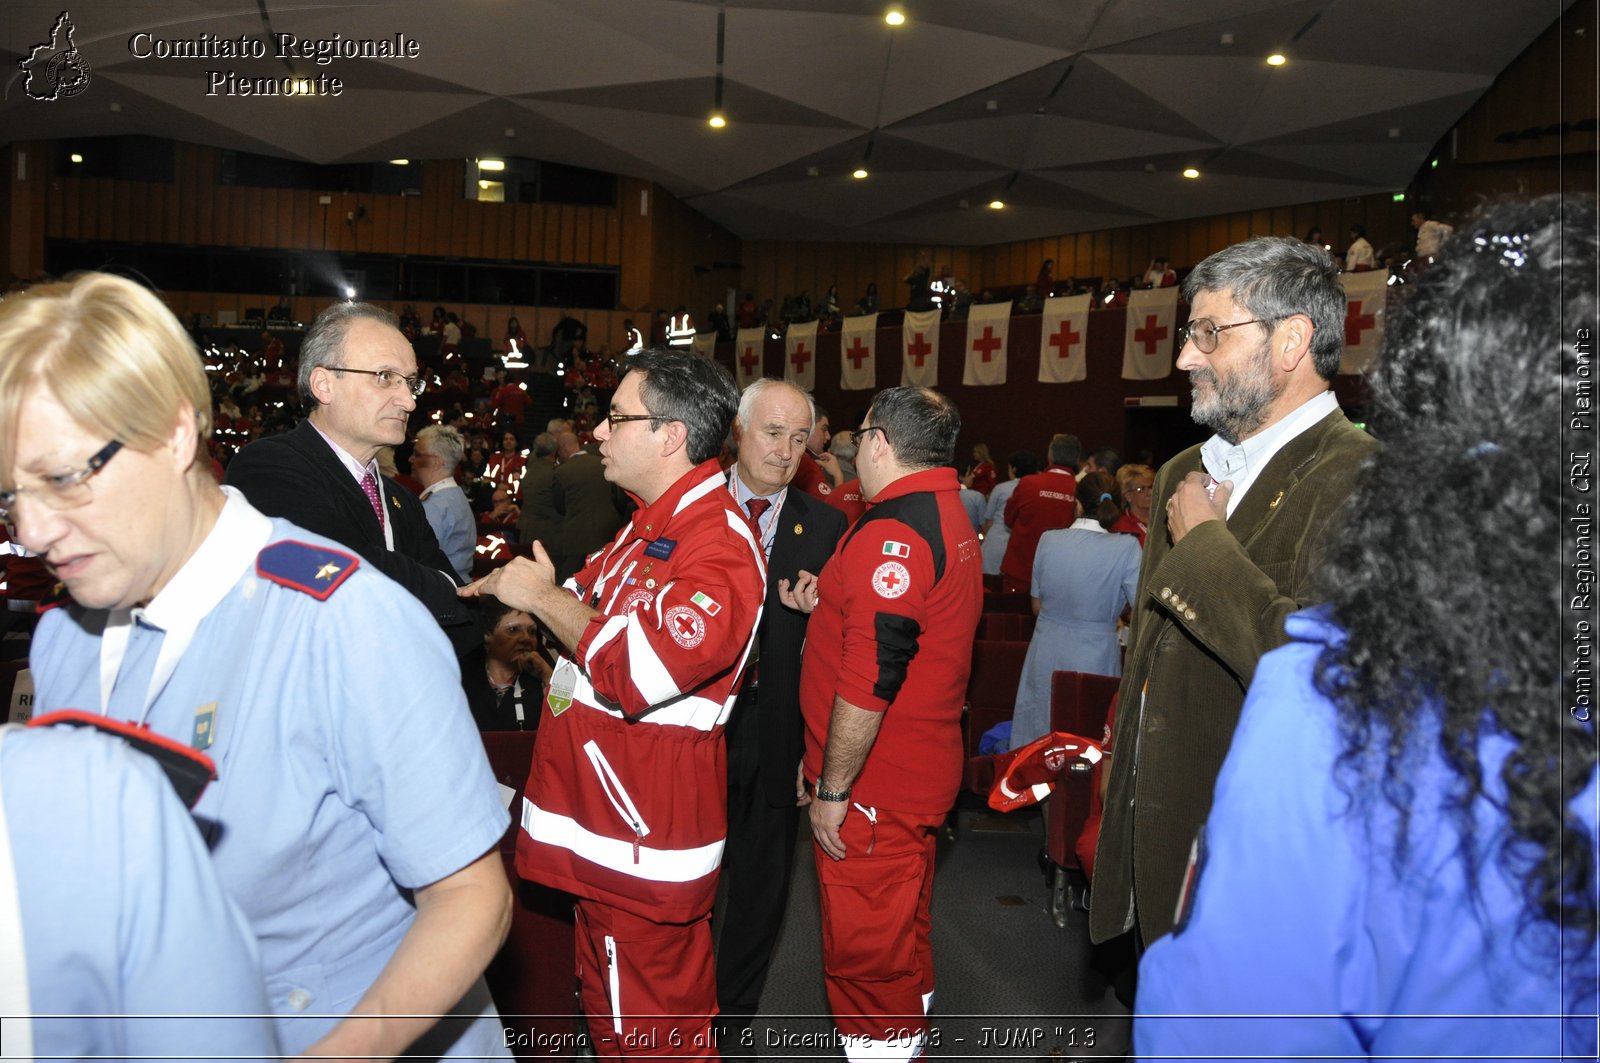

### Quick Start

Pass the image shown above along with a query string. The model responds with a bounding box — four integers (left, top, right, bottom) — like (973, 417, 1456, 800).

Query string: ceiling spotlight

(885, 5, 906, 26)
(1266, 53, 1287, 66)
(389, 158, 410, 166)
(478, 179, 491, 190)
(988, 199, 1005, 210)
(70, 153, 83, 163)
(1182, 167, 1201, 179)
(478, 159, 506, 171)
(709, 112, 727, 129)
(852, 167, 869, 179)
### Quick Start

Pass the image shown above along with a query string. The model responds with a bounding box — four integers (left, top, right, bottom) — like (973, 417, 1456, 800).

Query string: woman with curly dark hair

(1136, 196, 1598, 1058)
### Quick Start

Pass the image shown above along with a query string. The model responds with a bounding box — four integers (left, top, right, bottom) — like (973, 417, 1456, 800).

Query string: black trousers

(715, 688, 801, 1047)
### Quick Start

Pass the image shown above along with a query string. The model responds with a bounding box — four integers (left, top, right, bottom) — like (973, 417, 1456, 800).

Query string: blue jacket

(1136, 606, 1598, 1061)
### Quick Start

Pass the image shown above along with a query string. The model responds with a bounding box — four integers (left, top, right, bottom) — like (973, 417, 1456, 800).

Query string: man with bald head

(550, 430, 627, 580)
(227, 302, 478, 655)
(714, 379, 847, 1054)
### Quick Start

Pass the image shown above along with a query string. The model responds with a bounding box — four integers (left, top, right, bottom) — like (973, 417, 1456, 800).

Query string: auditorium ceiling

(1, 0, 1574, 245)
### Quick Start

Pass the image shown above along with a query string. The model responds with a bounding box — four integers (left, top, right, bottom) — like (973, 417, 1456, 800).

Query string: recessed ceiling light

(988, 199, 1005, 210)
(478, 159, 505, 171)
(389, 158, 410, 166)
(1266, 53, 1287, 66)
(852, 167, 869, 179)
(708, 112, 727, 129)
(1182, 167, 1201, 179)
(885, 6, 906, 26)
(70, 153, 83, 163)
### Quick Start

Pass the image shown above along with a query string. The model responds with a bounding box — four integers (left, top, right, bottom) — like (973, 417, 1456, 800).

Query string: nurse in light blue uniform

(0, 272, 513, 1061)
(3, 723, 279, 1061)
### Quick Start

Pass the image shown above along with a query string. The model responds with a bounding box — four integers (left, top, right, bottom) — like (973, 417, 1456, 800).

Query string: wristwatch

(815, 783, 852, 802)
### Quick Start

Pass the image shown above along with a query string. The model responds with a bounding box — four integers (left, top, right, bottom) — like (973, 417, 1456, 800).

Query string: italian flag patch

(690, 591, 722, 616)
(882, 541, 911, 558)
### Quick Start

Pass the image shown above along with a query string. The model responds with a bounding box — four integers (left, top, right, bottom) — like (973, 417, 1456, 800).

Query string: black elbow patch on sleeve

(873, 612, 922, 702)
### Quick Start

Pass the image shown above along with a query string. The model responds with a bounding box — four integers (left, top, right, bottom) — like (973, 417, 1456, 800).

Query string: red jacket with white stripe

(515, 460, 765, 922)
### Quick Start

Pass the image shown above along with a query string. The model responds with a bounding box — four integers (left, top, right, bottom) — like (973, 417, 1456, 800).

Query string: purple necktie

(361, 470, 384, 527)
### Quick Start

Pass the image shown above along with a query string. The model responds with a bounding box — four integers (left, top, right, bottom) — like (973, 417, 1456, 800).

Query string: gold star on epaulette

(315, 562, 342, 581)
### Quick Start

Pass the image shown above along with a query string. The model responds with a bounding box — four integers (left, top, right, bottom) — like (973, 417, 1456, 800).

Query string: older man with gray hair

(227, 302, 478, 655)
(411, 424, 474, 582)
(1091, 236, 1376, 950)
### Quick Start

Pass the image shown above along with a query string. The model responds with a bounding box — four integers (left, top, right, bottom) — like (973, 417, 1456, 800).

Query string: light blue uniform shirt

(421, 478, 477, 582)
(29, 490, 511, 1058)
(5, 724, 279, 1059)
(1137, 607, 1599, 1061)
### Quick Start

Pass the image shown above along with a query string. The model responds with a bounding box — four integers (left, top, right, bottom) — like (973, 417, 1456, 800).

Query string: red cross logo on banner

(906, 332, 932, 367)
(971, 325, 1003, 362)
(845, 337, 870, 369)
(1345, 300, 1376, 346)
(1134, 315, 1168, 355)
(789, 342, 811, 374)
(740, 344, 761, 374)
(1048, 319, 1081, 359)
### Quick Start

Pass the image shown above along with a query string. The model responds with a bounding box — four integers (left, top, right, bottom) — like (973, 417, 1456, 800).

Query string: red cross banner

(901, 309, 941, 387)
(840, 313, 878, 391)
(962, 301, 1013, 387)
(1038, 294, 1091, 384)
(735, 328, 766, 390)
(1338, 269, 1389, 375)
(784, 320, 819, 391)
(1121, 287, 1178, 381)
(690, 331, 718, 361)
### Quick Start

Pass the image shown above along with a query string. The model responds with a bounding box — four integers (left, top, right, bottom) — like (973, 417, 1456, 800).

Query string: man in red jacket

(785, 385, 983, 1063)
(999, 433, 1081, 591)
(465, 349, 764, 1059)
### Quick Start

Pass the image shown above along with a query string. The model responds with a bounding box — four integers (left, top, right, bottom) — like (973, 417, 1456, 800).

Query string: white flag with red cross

(1338, 269, 1389, 375)
(1122, 287, 1178, 381)
(784, 320, 818, 391)
(900, 309, 941, 387)
(735, 328, 766, 389)
(962, 301, 1013, 387)
(1039, 294, 1091, 384)
(840, 313, 878, 391)
(690, 331, 717, 361)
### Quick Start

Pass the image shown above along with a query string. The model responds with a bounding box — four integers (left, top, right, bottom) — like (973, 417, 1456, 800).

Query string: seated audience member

(3, 721, 279, 1059)
(461, 595, 551, 731)
(481, 483, 520, 530)
(412, 424, 476, 582)
(1110, 463, 1154, 546)
(1135, 197, 1597, 1059)
(1036, 258, 1055, 296)
(979, 450, 1037, 577)
(0, 272, 512, 1059)
(1141, 257, 1177, 288)
(487, 429, 526, 492)
(1008, 472, 1141, 749)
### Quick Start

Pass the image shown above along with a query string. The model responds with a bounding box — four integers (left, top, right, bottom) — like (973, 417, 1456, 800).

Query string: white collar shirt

(1199, 390, 1339, 518)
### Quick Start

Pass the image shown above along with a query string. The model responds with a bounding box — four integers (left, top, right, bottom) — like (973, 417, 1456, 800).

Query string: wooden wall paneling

(1206, 215, 1229, 259)
(47, 170, 68, 240)
(385, 195, 407, 254)
(1089, 232, 1111, 285)
(1248, 207, 1272, 240)
(1107, 227, 1130, 286)
(604, 205, 622, 267)
(510, 203, 530, 263)
(160, 172, 180, 247)
(92, 178, 113, 241)
(559, 204, 578, 263)
(541, 201, 560, 262)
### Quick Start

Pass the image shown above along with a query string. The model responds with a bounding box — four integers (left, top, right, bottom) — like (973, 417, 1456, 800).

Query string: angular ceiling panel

(0, 0, 1569, 245)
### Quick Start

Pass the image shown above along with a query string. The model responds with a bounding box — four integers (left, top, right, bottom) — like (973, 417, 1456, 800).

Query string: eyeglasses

(332, 366, 426, 397)
(0, 439, 123, 521)
(1177, 317, 1264, 354)
(855, 424, 888, 444)
(602, 410, 657, 429)
(1125, 484, 1153, 495)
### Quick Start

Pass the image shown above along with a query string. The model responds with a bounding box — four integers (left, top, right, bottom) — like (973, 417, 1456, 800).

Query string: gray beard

(1188, 348, 1278, 445)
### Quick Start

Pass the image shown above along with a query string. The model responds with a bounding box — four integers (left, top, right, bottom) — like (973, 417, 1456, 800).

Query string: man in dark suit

(1090, 236, 1377, 950)
(515, 431, 561, 550)
(225, 302, 479, 656)
(715, 379, 847, 1055)
(549, 430, 628, 581)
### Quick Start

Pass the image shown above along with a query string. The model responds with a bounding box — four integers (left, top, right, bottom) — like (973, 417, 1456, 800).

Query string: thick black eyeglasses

(1177, 318, 1264, 354)
(0, 439, 123, 521)
(855, 424, 888, 445)
(333, 366, 426, 397)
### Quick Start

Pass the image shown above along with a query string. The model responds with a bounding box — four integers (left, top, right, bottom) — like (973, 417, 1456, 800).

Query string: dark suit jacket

(516, 458, 561, 551)
(733, 486, 848, 807)
(551, 450, 628, 579)
(225, 420, 481, 656)
(1090, 406, 1376, 945)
